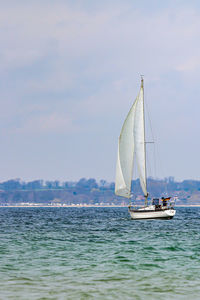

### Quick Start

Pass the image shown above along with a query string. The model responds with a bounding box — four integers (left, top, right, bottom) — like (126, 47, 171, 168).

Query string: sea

(0, 207, 200, 300)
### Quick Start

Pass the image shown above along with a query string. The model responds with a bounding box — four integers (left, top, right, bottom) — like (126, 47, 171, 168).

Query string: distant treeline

(0, 178, 112, 191)
(0, 177, 200, 193)
(0, 177, 200, 205)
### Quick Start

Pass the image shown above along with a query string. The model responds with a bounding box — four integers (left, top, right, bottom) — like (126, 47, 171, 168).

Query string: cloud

(1, 1, 200, 180)
(1, 2, 200, 93)
(12, 112, 79, 134)
(176, 57, 200, 72)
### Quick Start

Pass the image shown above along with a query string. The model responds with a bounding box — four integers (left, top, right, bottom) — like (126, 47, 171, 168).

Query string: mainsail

(115, 79, 147, 198)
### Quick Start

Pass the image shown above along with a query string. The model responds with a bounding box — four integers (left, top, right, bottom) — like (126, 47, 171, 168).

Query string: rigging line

(144, 87, 168, 193)
(144, 84, 168, 186)
(145, 101, 169, 195)
(153, 142, 169, 193)
(146, 151, 152, 181)
(144, 91, 157, 179)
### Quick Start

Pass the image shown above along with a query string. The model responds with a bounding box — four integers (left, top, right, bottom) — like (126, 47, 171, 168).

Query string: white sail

(115, 100, 137, 198)
(115, 79, 147, 198)
(134, 81, 147, 196)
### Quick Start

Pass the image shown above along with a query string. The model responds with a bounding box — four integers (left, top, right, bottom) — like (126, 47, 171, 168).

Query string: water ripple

(0, 207, 199, 299)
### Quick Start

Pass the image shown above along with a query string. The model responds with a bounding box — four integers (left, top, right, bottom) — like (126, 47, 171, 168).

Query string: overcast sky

(1, 0, 200, 182)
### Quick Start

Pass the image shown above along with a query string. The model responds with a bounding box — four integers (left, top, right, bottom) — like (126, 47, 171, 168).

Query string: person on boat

(161, 197, 171, 207)
(152, 198, 159, 206)
(152, 198, 161, 210)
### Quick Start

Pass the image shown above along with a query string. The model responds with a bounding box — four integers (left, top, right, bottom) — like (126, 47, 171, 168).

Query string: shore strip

(0, 205, 199, 208)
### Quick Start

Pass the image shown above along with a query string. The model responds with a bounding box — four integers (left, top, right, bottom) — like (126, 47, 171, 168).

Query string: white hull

(129, 208, 176, 220)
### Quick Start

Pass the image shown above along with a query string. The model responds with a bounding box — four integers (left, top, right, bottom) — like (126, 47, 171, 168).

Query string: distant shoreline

(0, 205, 125, 208)
(0, 205, 200, 208)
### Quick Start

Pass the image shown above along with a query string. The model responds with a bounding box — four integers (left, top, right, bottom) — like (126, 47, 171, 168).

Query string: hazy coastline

(1, 204, 200, 207)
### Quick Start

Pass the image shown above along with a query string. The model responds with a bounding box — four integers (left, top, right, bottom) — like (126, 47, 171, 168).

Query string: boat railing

(152, 197, 176, 209)
(169, 198, 176, 208)
(128, 197, 176, 211)
(161, 197, 176, 209)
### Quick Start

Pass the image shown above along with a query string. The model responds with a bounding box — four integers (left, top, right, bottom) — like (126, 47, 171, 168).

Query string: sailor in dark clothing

(162, 197, 169, 207)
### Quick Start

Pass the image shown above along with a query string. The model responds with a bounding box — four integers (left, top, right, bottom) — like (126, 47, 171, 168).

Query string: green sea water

(0, 207, 200, 299)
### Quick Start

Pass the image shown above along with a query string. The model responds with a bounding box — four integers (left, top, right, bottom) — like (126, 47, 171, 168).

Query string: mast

(141, 76, 148, 206)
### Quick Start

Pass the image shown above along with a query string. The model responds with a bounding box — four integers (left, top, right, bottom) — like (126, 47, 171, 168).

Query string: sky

(1, 0, 200, 182)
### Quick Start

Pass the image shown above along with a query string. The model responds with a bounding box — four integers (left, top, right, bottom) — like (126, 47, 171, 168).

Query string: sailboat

(115, 77, 176, 220)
